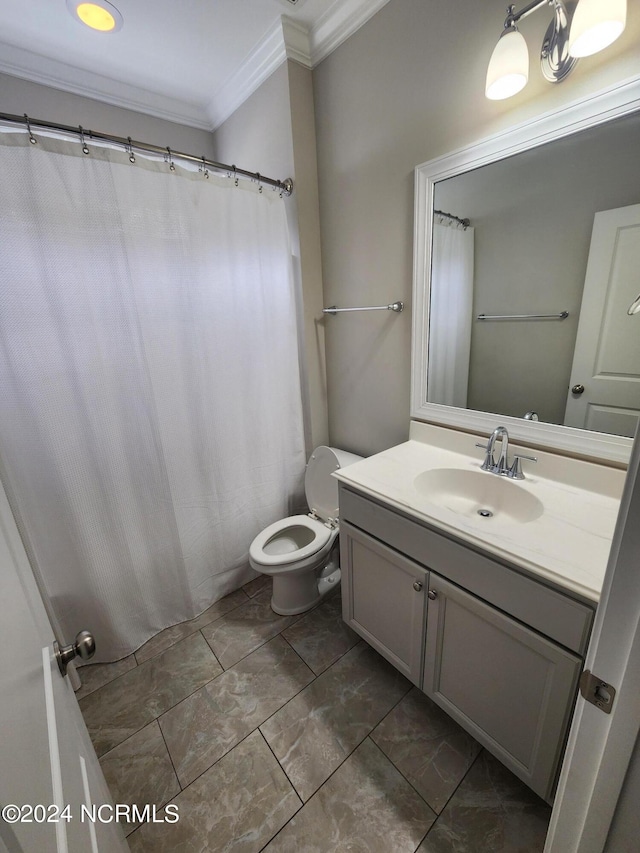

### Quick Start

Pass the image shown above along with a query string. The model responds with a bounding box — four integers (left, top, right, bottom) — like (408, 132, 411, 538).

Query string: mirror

(412, 77, 640, 464)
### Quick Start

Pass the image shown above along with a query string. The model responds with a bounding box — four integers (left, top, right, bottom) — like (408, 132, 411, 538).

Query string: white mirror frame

(412, 75, 640, 465)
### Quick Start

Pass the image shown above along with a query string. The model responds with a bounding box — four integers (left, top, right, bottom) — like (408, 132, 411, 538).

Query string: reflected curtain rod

(434, 209, 471, 228)
(0, 112, 294, 197)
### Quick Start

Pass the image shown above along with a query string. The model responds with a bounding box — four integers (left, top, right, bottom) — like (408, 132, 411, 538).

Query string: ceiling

(0, 0, 391, 130)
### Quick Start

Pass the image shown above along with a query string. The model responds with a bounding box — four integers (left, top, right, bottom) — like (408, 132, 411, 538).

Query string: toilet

(249, 446, 363, 615)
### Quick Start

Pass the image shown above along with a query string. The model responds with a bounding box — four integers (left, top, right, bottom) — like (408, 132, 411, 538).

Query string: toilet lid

(304, 446, 341, 521)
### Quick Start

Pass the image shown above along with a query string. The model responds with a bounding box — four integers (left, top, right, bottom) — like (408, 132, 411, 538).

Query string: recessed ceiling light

(66, 0, 123, 33)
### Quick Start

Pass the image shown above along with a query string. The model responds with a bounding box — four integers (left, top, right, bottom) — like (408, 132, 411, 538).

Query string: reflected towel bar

(323, 301, 404, 315)
(477, 311, 569, 321)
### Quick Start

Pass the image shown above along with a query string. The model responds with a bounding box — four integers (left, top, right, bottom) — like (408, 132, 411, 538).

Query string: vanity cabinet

(423, 573, 580, 800)
(339, 484, 592, 802)
(340, 522, 427, 686)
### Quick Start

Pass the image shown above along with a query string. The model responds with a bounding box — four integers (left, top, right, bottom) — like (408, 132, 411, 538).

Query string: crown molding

(309, 0, 392, 65)
(0, 41, 211, 130)
(0, 0, 390, 133)
(205, 17, 312, 131)
(205, 19, 288, 131)
(282, 17, 313, 69)
(206, 0, 391, 131)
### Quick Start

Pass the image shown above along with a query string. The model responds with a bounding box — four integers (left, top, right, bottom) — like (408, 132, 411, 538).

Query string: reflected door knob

(571, 383, 585, 395)
(55, 630, 96, 676)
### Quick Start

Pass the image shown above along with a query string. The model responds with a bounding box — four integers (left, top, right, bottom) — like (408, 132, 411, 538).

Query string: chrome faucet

(479, 426, 510, 474)
(476, 426, 537, 480)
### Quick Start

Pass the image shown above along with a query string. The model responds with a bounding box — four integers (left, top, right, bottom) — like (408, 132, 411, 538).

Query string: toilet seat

(249, 514, 333, 569)
(248, 445, 363, 615)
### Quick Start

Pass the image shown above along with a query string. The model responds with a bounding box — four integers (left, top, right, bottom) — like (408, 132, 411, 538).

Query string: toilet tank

(304, 446, 363, 522)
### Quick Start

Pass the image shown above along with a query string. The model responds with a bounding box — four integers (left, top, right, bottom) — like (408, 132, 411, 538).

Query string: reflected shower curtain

(0, 133, 306, 661)
(428, 220, 475, 407)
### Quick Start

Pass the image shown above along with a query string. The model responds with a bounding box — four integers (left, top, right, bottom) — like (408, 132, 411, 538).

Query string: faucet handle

(509, 453, 537, 480)
(475, 442, 495, 471)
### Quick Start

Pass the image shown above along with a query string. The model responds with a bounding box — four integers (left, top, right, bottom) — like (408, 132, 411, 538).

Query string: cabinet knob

(413, 581, 423, 592)
(428, 589, 438, 600)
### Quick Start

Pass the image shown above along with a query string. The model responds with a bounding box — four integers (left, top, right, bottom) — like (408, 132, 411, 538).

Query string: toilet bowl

(249, 446, 363, 615)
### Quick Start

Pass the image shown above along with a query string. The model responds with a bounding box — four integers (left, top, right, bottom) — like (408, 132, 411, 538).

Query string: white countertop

(334, 422, 626, 603)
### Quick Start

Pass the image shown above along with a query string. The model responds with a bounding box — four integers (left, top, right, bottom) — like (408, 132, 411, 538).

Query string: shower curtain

(427, 219, 475, 408)
(0, 132, 306, 661)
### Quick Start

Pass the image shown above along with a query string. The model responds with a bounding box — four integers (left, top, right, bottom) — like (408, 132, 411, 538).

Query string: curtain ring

(232, 165, 238, 187)
(199, 156, 209, 179)
(79, 126, 90, 155)
(24, 114, 37, 145)
(165, 147, 175, 172)
(256, 172, 262, 194)
(127, 137, 135, 163)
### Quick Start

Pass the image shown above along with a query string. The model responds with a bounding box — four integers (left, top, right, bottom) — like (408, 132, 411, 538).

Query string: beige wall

(0, 72, 216, 157)
(313, 0, 640, 457)
(214, 60, 329, 452)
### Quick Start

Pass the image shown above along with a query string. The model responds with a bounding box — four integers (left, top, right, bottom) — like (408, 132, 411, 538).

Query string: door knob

(55, 630, 96, 676)
(571, 383, 585, 395)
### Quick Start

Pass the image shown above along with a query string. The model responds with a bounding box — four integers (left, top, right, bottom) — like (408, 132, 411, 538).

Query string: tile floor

(77, 576, 552, 852)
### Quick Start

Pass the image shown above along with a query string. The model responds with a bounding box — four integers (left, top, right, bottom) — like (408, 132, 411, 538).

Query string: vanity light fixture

(66, 0, 124, 33)
(485, 0, 626, 100)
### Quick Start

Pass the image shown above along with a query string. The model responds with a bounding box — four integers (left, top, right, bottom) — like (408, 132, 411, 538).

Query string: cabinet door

(423, 574, 581, 801)
(341, 522, 427, 686)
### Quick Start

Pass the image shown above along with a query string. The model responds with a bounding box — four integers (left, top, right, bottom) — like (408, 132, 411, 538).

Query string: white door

(545, 417, 640, 852)
(564, 204, 640, 437)
(0, 477, 127, 853)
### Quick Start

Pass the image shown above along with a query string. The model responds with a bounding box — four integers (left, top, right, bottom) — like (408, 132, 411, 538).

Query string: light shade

(485, 27, 529, 100)
(569, 0, 626, 58)
(66, 0, 123, 33)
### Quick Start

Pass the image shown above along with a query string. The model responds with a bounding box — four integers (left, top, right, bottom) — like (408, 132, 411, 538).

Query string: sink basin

(413, 468, 544, 524)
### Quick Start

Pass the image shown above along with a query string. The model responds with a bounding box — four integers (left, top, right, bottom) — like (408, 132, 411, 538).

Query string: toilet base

(270, 566, 340, 616)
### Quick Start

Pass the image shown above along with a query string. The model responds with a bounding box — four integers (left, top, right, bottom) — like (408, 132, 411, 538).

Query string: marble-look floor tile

(417, 750, 551, 853)
(160, 636, 315, 787)
(127, 730, 301, 853)
(201, 589, 296, 668)
(281, 592, 359, 675)
(75, 654, 137, 700)
(99, 720, 180, 836)
(135, 589, 249, 664)
(260, 641, 411, 801)
(242, 573, 271, 598)
(371, 688, 481, 813)
(80, 632, 222, 756)
(263, 737, 436, 853)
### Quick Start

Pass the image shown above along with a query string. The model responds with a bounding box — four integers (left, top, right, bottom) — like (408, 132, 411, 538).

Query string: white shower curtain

(427, 219, 475, 408)
(0, 132, 306, 661)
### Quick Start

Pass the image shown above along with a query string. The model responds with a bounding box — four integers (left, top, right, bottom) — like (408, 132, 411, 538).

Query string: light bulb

(569, 0, 626, 58)
(66, 0, 123, 33)
(485, 27, 529, 100)
(77, 4, 115, 31)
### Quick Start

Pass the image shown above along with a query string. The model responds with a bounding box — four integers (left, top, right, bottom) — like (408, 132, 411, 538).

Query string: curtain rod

(434, 209, 470, 228)
(0, 112, 294, 197)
